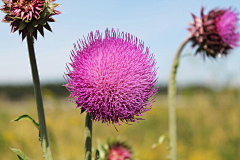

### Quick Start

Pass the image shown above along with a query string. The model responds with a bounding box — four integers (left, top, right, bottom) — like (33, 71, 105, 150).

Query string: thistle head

(188, 7, 239, 57)
(98, 139, 133, 160)
(107, 142, 132, 160)
(0, 0, 61, 40)
(64, 28, 158, 127)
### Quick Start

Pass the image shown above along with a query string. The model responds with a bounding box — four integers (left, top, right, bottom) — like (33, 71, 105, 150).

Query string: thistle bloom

(0, 0, 61, 40)
(64, 28, 158, 126)
(107, 142, 132, 160)
(98, 139, 133, 160)
(188, 7, 239, 57)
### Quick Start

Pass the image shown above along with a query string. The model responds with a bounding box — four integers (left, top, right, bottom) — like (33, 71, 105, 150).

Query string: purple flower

(107, 142, 132, 160)
(98, 139, 133, 160)
(0, 0, 61, 40)
(188, 7, 239, 57)
(64, 28, 158, 126)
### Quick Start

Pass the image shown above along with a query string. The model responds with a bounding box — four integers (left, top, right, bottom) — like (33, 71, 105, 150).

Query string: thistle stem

(84, 113, 92, 160)
(27, 34, 53, 160)
(168, 38, 190, 160)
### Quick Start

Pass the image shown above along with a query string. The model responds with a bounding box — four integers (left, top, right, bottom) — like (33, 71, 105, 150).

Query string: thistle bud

(0, 0, 61, 40)
(188, 7, 239, 57)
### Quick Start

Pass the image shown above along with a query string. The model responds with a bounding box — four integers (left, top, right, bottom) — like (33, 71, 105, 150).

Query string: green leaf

(44, 0, 51, 9)
(49, 3, 59, 9)
(19, 21, 26, 30)
(46, 8, 54, 15)
(10, 148, 31, 160)
(151, 134, 166, 149)
(95, 149, 100, 160)
(32, 20, 38, 27)
(12, 114, 39, 130)
(97, 139, 107, 159)
(38, 19, 46, 25)
(45, 0, 50, 4)
(40, 9, 49, 18)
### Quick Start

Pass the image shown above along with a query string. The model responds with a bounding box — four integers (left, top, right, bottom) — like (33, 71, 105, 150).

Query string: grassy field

(0, 86, 240, 160)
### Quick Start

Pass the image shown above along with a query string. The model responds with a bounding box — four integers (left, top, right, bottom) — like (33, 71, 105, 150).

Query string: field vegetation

(0, 84, 239, 160)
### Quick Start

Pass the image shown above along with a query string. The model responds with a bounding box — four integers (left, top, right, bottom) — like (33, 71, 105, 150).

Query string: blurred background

(0, 0, 240, 159)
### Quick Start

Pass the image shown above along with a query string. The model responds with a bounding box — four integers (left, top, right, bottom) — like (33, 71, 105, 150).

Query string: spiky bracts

(0, 0, 61, 40)
(64, 28, 158, 126)
(188, 7, 239, 57)
(98, 139, 133, 160)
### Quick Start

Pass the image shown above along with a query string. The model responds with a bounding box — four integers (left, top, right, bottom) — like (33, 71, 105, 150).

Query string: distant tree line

(0, 83, 217, 100)
(0, 84, 68, 100)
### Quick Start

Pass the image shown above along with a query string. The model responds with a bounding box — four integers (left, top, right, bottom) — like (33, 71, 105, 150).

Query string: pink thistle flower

(188, 7, 239, 57)
(0, 0, 61, 40)
(107, 142, 132, 160)
(98, 139, 133, 160)
(64, 28, 158, 126)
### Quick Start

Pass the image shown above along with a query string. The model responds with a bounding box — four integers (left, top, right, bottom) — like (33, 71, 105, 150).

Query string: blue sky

(0, 0, 240, 87)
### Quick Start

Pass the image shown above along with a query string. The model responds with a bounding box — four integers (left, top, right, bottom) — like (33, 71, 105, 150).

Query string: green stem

(168, 38, 190, 160)
(27, 34, 53, 160)
(84, 113, 92, 160)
